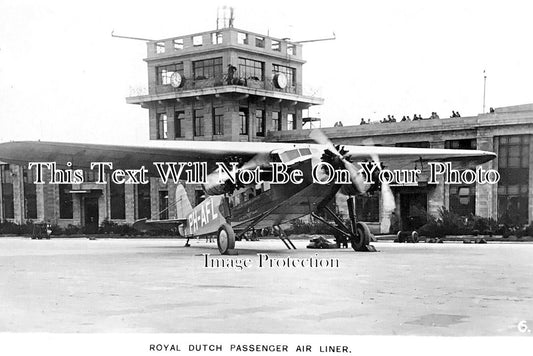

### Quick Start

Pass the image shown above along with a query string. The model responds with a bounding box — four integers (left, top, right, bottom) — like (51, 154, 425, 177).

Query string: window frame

(192, 57, 223, 80)
(238, 57, 264, 81)
(174, 111, 185, 138)
(213, 107, 224, 136)
(287, 113, 295, 130)
(193, 109, 204, 136)
(157, 113, 168, 139)
(255, 109, 265, 136)
(239, 108, 249, 135)
(156, 63, 184, 86)
(271, 111, 281, 131)
(272, 64, 296, 87)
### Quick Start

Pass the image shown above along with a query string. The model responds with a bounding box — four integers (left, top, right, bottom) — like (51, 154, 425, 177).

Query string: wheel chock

(365, 245, 378, 252)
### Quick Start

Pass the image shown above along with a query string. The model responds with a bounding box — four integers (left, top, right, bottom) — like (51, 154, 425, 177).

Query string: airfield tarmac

(0, 237, 532, 335)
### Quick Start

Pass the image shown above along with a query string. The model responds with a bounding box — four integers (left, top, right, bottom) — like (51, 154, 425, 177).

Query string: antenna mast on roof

(217, 6, 235, 30)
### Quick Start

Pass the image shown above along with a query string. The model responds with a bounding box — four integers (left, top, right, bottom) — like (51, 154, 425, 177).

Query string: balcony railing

(128, 74, 321, 99)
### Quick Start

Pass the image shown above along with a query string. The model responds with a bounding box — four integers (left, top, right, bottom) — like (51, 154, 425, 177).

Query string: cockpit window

(280, 149, 300, 162)
(298, 148, 312, 156)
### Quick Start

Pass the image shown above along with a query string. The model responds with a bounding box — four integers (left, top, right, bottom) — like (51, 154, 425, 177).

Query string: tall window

(157, 113, 168, 139)
(157, 63, 184, 85)
(256, 109, 265, 136)
(272, 64, 296, 87)
(272, 111, 281, 131)
(193, 57, 223, 80)
(239, 108, 248, 135)
(287, 113, 295, 130)
(159, 191, 169, 220)
(193, 109, 204, 136)
(498, 135, 530, 224)
(137, 182, 151, 219)
(213, 107, 224, 135)
(23, 168, 37, 219)
(238, 58, 264, 81)
(1, 165, 14, 219)
(174, 111, 184, 138)
(59, 184, 73, 219)
(110, 181, 125, 220)
(446, 137, 478, 216)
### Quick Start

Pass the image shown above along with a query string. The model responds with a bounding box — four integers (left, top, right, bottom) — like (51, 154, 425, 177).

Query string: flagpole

(483, 70, 487, 114)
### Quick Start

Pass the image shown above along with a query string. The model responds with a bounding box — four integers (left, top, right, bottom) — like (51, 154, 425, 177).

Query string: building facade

(266, 104, 533, 233)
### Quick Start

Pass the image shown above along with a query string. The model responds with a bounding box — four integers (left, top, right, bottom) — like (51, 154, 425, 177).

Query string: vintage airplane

(0, 131, 496, 254)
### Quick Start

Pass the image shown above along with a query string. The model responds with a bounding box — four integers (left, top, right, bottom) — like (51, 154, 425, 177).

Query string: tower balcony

(126, 75, 323, 107)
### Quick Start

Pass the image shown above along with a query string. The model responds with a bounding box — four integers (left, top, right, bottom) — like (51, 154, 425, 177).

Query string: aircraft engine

(319, 145, 377, 195)
(310, 129, 395, 214)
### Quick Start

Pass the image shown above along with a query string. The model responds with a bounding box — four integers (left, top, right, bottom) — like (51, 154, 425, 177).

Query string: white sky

(1, 0, 532, 144)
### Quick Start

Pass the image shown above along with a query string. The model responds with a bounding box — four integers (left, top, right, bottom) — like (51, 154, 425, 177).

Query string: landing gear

(217, 223, 236, 255)
(351, 222, 371, 251)
(311, 195, 376, 252)
(273, 225, 296, 250)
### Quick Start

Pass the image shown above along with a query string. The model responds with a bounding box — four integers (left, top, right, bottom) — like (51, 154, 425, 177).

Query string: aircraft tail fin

(175, 184, 193, 219)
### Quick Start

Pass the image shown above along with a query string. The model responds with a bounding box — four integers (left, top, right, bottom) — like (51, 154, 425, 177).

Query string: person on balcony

(226, 64, 237, 85)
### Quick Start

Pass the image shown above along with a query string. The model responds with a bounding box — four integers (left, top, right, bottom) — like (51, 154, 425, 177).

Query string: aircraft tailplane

(175, 184, 193, 219)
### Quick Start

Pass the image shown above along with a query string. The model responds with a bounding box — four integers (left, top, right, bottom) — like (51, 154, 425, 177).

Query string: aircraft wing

(0, 140, 291, 175)
(0, 140, 495, 175)
(341, 144, 495, 163)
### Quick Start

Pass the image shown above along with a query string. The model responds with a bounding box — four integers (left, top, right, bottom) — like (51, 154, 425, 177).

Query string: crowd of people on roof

(357, 110, 468, 125)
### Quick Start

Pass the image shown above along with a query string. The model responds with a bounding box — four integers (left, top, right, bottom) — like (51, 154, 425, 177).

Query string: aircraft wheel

(217, 223, 235, 255)
(351, 222, 371, 251)
(411, 231, 419, 243)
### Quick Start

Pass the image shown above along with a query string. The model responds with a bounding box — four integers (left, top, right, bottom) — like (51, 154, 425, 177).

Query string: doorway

(399, 192, 428, 231)
(84, 197, 99, 234)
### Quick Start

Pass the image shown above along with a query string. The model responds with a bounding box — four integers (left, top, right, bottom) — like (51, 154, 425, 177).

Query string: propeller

(310, 129, 396, 214)
(309, 129, 367, 193)
(362, 138, 396, 214)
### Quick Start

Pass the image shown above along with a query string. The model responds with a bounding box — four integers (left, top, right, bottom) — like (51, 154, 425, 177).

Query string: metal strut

(273, 225, 296, 250)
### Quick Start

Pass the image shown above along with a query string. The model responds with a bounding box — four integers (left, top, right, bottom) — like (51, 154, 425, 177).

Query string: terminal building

(267, 104, 533, 232)
(1, 23, 532, 233)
